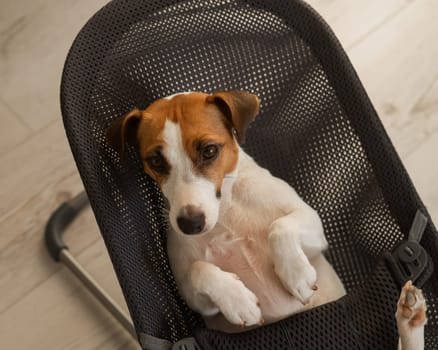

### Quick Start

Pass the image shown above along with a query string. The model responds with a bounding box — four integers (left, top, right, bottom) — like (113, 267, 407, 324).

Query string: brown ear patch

(106, 108, 143, 160)
(206, 91, 260, 143)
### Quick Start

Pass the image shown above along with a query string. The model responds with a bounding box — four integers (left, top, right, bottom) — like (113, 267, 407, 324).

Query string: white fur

(161, 120, 219, 234)
(160, 98, 426, 347)
(165, 137, 345, 329)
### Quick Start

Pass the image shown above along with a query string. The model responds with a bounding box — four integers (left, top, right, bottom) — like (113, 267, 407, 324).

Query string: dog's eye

(202, 144, 219, 161)
(146, 154, 168, 173)
(149, 156, 163, 167)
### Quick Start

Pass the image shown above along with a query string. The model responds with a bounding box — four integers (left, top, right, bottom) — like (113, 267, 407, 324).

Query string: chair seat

(60, 0, 438, 348)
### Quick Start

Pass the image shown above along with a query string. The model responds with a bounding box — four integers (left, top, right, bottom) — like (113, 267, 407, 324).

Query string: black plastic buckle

(391, 240, 428, 283)
(387, 210, 434, 287)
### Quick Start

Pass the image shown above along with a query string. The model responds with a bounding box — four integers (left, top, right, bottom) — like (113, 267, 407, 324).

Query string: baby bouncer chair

(45, 0, 438, 349)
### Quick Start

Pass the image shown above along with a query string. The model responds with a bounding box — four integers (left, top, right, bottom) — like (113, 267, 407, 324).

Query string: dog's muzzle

(177, 205, 206, 235)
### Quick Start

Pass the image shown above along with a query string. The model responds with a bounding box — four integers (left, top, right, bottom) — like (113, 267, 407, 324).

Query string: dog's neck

(219, 146, 256, 210)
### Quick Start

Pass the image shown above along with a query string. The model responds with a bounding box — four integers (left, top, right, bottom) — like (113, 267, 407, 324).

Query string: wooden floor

(0, 1, 437, 349)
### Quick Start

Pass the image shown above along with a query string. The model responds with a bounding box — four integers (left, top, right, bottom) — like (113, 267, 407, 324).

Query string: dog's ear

(106, 108, 143, 160)
(206, 91, 260, 143)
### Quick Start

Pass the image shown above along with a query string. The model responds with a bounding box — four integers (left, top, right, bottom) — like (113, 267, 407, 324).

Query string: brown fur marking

(135, 93, 240, 190)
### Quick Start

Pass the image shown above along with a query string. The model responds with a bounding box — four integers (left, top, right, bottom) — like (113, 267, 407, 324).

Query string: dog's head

(107, 91, 259, 235)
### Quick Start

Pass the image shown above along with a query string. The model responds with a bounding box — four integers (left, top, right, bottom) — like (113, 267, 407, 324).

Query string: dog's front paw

(274, 258, 317, 304)
(396, 281, 427, 330)
(213, 273, 264, 327)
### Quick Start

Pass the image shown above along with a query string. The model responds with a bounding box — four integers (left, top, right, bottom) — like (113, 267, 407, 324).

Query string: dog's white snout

(177, 205, 206, 235)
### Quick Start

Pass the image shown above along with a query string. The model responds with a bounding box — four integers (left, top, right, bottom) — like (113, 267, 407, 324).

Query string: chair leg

(44, 191, 137, 339)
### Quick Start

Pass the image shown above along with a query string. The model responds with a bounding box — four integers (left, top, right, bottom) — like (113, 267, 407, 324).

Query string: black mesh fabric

(60, 0, 438, 349)
(196, 261, 401, 349)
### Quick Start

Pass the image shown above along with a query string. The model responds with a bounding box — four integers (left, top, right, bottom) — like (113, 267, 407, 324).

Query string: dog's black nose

(177, 205, 205, 234)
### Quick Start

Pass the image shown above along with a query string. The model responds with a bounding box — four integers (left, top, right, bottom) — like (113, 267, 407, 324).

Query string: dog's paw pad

(396, 281, 427, 328)
(404, 289, 417, 307)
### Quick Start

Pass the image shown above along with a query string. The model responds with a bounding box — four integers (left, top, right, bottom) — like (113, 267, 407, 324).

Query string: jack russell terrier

(107, 91, 427, 349)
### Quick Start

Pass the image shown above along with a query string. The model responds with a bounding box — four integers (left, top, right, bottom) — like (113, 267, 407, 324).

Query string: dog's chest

(203, 206, 303, 320)
(205, 229, 269, 274)
(206, 201, 270, 263)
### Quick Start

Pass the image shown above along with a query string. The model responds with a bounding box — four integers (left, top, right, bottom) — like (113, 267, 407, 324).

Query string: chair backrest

(61, 0, 438, 347)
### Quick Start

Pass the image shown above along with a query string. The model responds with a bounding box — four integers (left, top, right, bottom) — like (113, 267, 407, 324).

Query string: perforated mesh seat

(61, 0, 438, 349)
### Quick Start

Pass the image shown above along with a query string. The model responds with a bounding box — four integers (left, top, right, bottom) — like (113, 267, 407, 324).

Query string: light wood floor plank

(0, 0, 46, 33)
(0, 97, 31, 157)
(306, 0, 410, 49)
(0, 0, 109, 132)
(0, 120, 77, 220)
(0, 173, 91, 314)
(347, 0, 438, 159)
(0, 237, 138, 350)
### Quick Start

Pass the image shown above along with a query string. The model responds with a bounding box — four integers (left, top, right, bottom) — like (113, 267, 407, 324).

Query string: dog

(107, 91, 427, 349)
